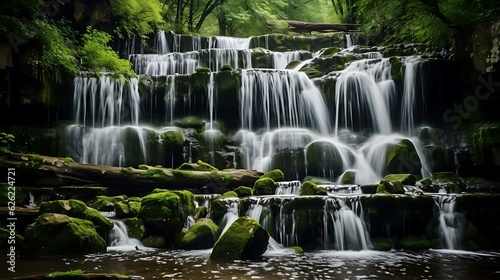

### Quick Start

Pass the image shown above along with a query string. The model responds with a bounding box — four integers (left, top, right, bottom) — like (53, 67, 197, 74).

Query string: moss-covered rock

(222, 191, 238, 198)
(383, 174, 417, 185)
(253, 178, 276, 195)
(384, 139, 422, 176)
(305, 141, 344, 178)
(260, 169, 284, 182)
(233, 186, 253, 198)
(122, 218, 145, 240)
(23, 213, 107, 256)
(194, 206, 208, 219)
(180, 218, 219, 249)
(397, 235, 431, 250)
(431, 172, 465, 193)
(88, 195, 127, 211)
(340, 171, 356, 184)
(371, 238, 393, 251)
(173, 116, 206, 130)
(39, 199, 113, 232)
(138, 190, 195, 243)
(211, 217, 269, 260)
(300, 181, 327, 196)
(472, 123, 500, 169)
(376, 180, 405, 194)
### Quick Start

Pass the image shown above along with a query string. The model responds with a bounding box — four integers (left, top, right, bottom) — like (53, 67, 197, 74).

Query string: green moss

(233, 186, 253, 198)
(139, 190, 195, 229)
(181, 218, 219, 249)
(385, 139, 421, 176)
(172, 169, 197, 180)
(123, 218, 145, 239)
(88, 195, 127, 210)
(285, 60, 302, 69)
(222, 191, 238, 198)
(174, 116, 206, 129)
(287, 246, 304, 254)
(47, 269, 85, 278)
(63, 157, 75, 163)
(300, 181, 327, 196)
(340, 171, 356, 184)
(195, 67, 211, 73)
(221, 64, 233, 71)
(431, 172, 465, 193)
(371, 238, 393, 251)
(320, 47, 342, 57)
(253, 178, 276, 195)
(23, 213, 107, 256)
(177, 160, 219, 172)
(260, 169, 284, 182)
(138, 164, 150, 170)
(39, 199, 113, 232)
(143, 168, 172, 182)
(397, 236, 431, 250)
(299, 67, 324, 78)
(194, 206, 208, 219)
(376, 180, 405, 194)
(120, 167, 134, 176)
(161, 130, 184, 146)
(383, 174, 417, 185)
(211, 217, 269, 260)
(471, 123, 500, 165)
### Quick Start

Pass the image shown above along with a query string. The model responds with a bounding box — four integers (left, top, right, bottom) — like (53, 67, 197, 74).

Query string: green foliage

(0, 132, 15, 154)
(110, 0, 164, 37)
(28, 19, 78, 104)
(0, 0, 44, 35)
(355, 0, 500, 48)
(81, 27, 134, 76)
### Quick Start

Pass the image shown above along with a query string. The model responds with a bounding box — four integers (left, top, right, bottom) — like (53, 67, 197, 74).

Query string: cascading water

(433, 195, 464, 250)
(107, 219, 143, 251)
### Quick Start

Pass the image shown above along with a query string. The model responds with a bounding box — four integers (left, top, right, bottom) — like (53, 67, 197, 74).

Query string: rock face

(23, 213, 107, 256)
(180, 218, 219, 249)
(138, 190, 195, 244)
(211, 217, 269, 260)
(39, 199, 113, 233)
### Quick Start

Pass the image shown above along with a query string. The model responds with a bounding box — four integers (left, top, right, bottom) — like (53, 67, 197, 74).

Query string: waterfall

(218, 198, 240, 237)
(401, 56, 425, 135)
(156, 30, 169, 54)
(275, 181, 302, 195)
(433, 195, 464, 250)
(107, 219, 143, 251)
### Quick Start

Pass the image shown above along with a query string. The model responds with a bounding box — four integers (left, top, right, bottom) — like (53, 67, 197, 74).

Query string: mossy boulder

(180, 218, 219, 249)
(39, 199, 113, 232)
(122, 218, 145, 240)
(222, 191, 238, 198)
(23, 213, 107, 256)
(384, 139, 422, 176)
(233, 186, 253, 198)
(397, 236, 431, 250)
(376, 180, 405, 194)
(383, 174, 417, 185)
(340, 171, 356, 184)
(300, 181, 327, 196)
(88, 195, 127, 211)
(138, 190, 195, 243)
(260, 169, 285, 182)
(305, 141, 344, 178)
(210, 217, 269, 260)
(472, 123, 500, 169)
(431, 172, 465, 193)
(193, 206, 208, 219)
(253, 178, 276, 195)
(174, 116, 206, 129)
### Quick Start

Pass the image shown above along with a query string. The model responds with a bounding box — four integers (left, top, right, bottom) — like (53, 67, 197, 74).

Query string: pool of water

(2, 249, 500, 279)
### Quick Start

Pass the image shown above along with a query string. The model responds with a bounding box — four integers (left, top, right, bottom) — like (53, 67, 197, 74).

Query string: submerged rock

(210, 217, 269, 260)
(180, 218, 219, 249)
(23, 213, 107, 256)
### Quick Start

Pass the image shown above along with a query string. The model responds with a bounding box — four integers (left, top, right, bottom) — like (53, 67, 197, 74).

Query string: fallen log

(267, 20, 360, 33)
(0, 152, 263, 194)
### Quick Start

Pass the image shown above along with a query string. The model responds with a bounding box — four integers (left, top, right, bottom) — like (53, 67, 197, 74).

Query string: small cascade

(401, 56, 425, 135)
(324, 198, 371, 250)
(322, 185, 361, 195)
(218, 198, 240, 236)
(275, 181, 302, 195)
(107, 219, 143, 251)
(346, 33, 355, 48)
(433, 195, 464, 250)
(210, 36, 251, 49)
(156, 30, 169, 54)
(184, 215, 195, 229)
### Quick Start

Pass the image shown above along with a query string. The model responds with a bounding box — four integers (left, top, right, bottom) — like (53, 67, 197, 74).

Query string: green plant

(47, 269, 85, 278)
(0, 132, 15, 154)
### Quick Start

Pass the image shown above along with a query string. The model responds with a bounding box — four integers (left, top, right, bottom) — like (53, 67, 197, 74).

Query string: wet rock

(23, 213, 107, 256)
(300, 181, 327, 196)
(260, 169, 285, 182)
(180, 218, 219, 249)
(39, 199, 113, 233)
(430, 172, 466, 193)
(376, 180, 405, 194)
(123, 217, 145, 240)
(383, 174, 417, 185)
(233, 186, 253, 198)
(141, 235, 165, 248)
(384, 139, 422, 176)
(210, 217, 269, 260)
(253, 178, 276, 195)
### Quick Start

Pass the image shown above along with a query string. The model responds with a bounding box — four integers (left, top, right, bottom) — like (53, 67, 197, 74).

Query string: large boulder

(39, 199, 113, 233)
(233, 186, 253, 198)
(138, 190, 195, 243)
(210, 217, 269, 260)
(180, 218, 219, 249)
(23, 213, 107, 256)
(384, 139, 422, 176)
